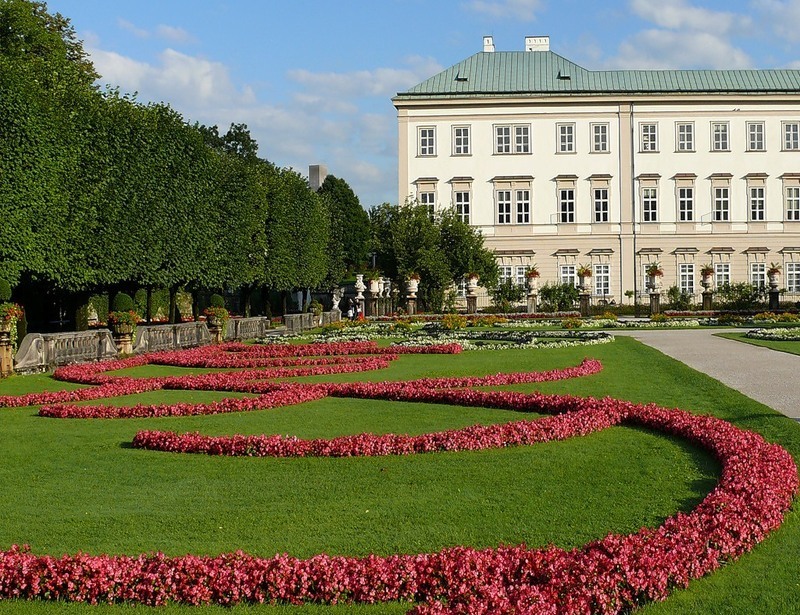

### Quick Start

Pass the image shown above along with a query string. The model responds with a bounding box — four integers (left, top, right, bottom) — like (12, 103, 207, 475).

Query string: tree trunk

(168, 286, 178, 324)
(146, 287, 153, 324)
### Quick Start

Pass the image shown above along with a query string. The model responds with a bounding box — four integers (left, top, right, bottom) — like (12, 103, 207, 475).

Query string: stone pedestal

(466, 296, 477, 314)
(579, 292, 591, 317)
(527, 292, 538, 314)
(367, 292, 379, 317)
(406, 297, 417, 315)
(702, 291, 713, 311)
(208, 325, 224, 344)
(114, 333, 133, 355)
(649, 292, 661, 315)
(769, 289, 780, 311)
(0, 331, 13, 377)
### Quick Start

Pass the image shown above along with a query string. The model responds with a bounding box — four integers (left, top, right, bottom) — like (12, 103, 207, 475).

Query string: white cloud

(89, 46, 255, 109)
(753, 0, 800, 43)
(610, 29, 752, 69)
(462, 0, 543, 21)
(116, 19, 194, 44)
(629, 0, 752, 33)
(602, 0, 753, 69)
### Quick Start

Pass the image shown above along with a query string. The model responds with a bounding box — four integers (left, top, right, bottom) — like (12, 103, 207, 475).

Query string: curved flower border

(0, 395, 796, 613)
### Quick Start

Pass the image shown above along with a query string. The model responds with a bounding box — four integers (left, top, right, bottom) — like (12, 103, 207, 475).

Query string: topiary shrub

(0, 279, 10, 302)
(210, 293, 225, 308)
(112, 292, 135, 312)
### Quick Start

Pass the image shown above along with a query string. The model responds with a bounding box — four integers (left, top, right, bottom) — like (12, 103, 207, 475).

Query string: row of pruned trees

(0, 0, 370, 329)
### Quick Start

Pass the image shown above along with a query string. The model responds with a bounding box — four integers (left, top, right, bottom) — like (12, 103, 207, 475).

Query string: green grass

(0, 337, 798, 614)
(717, 331, 800, 357)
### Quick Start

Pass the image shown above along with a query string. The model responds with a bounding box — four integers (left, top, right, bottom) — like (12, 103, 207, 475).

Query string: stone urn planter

(405, 276, 419, 296)
(369, 278, 380, 294)
(111, 322, 133, 336)
(526, 275, 539, 292)
(354, 274, 366, 300)
(466, 274, 479, 296)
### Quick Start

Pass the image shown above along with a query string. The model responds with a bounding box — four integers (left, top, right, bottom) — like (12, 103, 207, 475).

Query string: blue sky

(45, 0, 800, 208)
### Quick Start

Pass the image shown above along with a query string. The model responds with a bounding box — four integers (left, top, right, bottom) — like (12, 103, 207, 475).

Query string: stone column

(405, 277, 419, 315)
(367, 291, 379, 317)
(0, 329, 13, 377)
(579, 292, 591, 317)
(466, 275, 479, 314)
(114, 332, 134, 355)
(769, 289, 780, 311)
(649, 293, 661, 315)
(526, 276, 539, 314)
(702, 291, 713, 311)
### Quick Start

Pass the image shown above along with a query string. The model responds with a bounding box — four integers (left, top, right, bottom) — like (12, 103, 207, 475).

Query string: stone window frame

(449, 177, 472, 225)
(674, 173, 696, 222)
(556, 123, 576, 154)
(639, 122, 658, 152)
(710, 174, 733, 222)
(746, 121, 765, 152)
(593, 263, 611, 297)
(492, 176, 533, 225)
(679, 263, 695, 295)
(417, 126, 436, 157)
(414, 178, 438, 216)
(590, 174, 612, 223)
(494, 123, 531, 155)
(745, 174, 767, 222)
(590, 122, 609, 153)
(786, 261, 800, 293)
(711, 121, 730, 152)
(637, 174, 660, 223)
(714, 262, 731, 288)
(782, 121, 800, 151)
(781, 173, 800, 221)
(555, 175, 578, 223)
(451, 125, 471, 156)
(676, 122, 694, 152)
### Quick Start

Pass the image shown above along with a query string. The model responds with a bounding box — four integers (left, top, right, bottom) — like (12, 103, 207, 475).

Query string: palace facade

(393, 36, 800, 304)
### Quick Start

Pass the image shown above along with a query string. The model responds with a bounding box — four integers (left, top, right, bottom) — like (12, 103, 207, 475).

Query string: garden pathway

(612, 328, 800, 420)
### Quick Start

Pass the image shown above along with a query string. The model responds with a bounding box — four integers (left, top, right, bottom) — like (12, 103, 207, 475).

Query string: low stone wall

(14, 330, 117, 374)
(284, 310, 340, 334)
(13, 316, 274, 374)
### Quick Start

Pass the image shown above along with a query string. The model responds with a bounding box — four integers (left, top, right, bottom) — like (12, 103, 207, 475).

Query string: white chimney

(309, 164, 328, 191)
(525, 36, 550, 52)
(483, 36, 495, 53)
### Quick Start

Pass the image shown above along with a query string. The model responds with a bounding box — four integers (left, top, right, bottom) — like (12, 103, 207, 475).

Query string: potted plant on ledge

(700, 264, 715, 289)
(203, 306, 229, 329)
(646, 262, 664, 292)
(525, 265, 540, 291)
(767, 262, 782, 289)
(576, 264, 592, 292)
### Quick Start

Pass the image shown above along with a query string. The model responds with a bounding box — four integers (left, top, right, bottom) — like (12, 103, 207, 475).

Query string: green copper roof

(395, 51, 800, 100)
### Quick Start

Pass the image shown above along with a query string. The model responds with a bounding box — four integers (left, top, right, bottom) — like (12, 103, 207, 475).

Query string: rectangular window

(516, 189, 530, 224)
(591, 123, 609, 153)
(784, 122, 800, 151)
(499, 266, 514, 284)
(452, 126, 470, 155)
(678, 187, 694, 221)
(593, 188, 609, 222)
(747, 122, 765, 151)
(640, 123, 658, 152)
(594, 264, 610, 296)
(714, 263, 730, 289)
(515, 126, 530, 153)
(750, 186, 765, 221)
(679, 264, 695, 295)
(787, 186, 800, 221)
(787, 262, 800, 292)
(711, 122, 729, 151)
(418, 127, 435, 156)
(559, 188, 575, 222)
(642, 187, 658, 222)
(714, 187, 730, 221)
(676, 123, 694, 151)
(557, 123, 575, 153)
(454, 191, 470, 224)
(515, 266, 527, 287)
(495, 126, 511, 154)
(496, 190, 512, 224)
(560, 265, 577, 287)
(751, 262, 767, 288)
(495, 124, 530, 154)
(419, 192, 435, 216)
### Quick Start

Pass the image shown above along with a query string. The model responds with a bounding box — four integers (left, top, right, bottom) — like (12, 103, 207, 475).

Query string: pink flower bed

(0, 343, 796, 613)
(1, 399, 796, 612)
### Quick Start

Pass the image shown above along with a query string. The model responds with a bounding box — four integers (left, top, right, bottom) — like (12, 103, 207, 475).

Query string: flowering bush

(441, 313, 467, 330)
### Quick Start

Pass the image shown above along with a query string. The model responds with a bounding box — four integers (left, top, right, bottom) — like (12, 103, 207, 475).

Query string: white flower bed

(745, 327, 800, 341)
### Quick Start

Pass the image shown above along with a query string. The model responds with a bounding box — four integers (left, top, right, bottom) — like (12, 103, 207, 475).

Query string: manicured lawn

(0, 336, 798, 614)
(717, 331, 800, 357)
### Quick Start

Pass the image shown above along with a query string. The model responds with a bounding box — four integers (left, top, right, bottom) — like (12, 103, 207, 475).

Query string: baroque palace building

(393, 36, 800, 304)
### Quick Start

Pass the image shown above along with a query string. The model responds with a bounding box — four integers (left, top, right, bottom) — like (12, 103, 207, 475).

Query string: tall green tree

(317, 174, 370, 277)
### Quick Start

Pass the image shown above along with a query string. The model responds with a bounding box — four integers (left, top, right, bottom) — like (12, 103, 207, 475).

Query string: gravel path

(612, 328, 800, 420)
